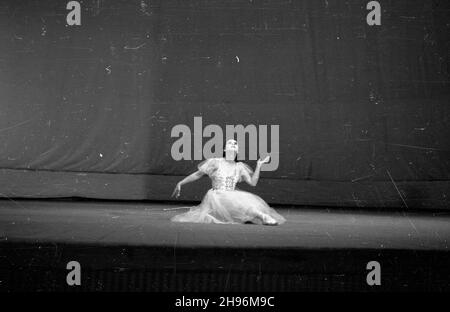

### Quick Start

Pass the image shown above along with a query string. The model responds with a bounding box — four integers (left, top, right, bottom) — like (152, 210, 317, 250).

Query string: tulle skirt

(171, 189, 286, 225)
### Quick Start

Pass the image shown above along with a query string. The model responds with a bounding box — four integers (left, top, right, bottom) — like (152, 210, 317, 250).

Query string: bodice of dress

(198, 158, 253, 192)
(211, 161, 239, 191)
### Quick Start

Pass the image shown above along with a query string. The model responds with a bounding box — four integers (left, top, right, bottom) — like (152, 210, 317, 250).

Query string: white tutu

(171, 158, 286, 225)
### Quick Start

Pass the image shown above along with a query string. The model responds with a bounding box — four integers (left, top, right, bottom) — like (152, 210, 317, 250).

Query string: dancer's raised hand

(257, 156, 271, 165)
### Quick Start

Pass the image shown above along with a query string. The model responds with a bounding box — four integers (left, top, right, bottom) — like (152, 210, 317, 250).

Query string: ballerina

(170, 139, 286, 225)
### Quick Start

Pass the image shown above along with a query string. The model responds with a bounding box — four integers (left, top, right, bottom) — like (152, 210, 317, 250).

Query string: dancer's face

(224, 139, 238, 155)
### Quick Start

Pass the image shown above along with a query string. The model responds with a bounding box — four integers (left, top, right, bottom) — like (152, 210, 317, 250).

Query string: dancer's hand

(171, 183, 181, 198)
(257, 156, 271, 165)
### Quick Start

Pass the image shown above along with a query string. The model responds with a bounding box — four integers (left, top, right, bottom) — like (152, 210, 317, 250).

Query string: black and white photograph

(0, 0, 449, 305)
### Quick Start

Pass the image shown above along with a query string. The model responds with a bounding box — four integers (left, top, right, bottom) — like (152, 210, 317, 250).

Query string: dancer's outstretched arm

(241, 156, 271, 187)
(171, 170, 205, 198)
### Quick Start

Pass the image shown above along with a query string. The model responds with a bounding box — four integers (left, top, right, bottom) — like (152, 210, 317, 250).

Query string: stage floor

(1, 199, 450, 291)
(0, 199, 449, 250)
